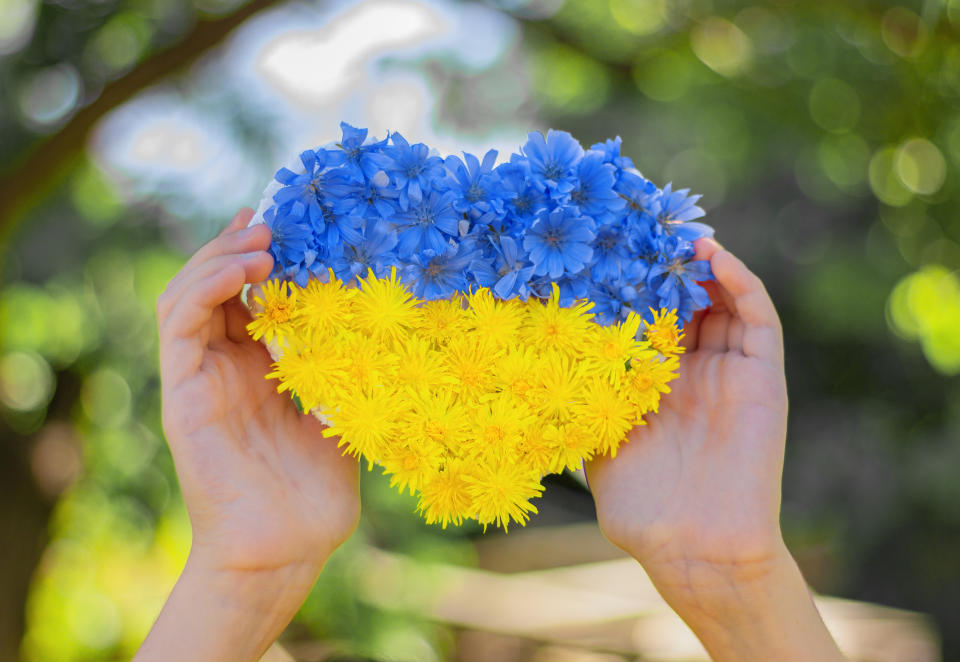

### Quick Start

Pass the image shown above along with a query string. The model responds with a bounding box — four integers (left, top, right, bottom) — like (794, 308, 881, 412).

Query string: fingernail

(240, 250, 265, 262)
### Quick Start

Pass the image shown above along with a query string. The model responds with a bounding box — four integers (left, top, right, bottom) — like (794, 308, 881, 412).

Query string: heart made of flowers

(244, 123, 714, 531)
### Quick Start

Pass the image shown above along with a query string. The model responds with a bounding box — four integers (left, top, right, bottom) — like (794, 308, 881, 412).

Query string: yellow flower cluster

(247, 268, 683, 531)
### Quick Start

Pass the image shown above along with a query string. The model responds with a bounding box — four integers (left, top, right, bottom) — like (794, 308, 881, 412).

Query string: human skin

(136, 208, 359, 662)
(586, 237, 846, 661)
(136, 208, 844, 661)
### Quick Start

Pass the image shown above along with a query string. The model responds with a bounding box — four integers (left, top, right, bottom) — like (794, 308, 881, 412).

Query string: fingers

(161, 252, 273, 341)
(223, 294, 256, 344)
(679, 308, 705, 351)
(158, 219, 271, 321)
(180, 222, 272, 286)
(708, 249, 783, 361)
(692, 236, 723, 262)
(222, 207, 256, 235)
(158, 252, 272, 389)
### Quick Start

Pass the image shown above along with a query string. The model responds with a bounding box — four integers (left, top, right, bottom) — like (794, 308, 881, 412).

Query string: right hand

(586, 237, 789, 603)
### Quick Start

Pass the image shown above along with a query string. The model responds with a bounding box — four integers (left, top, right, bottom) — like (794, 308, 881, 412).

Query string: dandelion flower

(441, 335, 501, 402)
(416, 294, 468, 346)
(297, 270, 354, 339)
(544, 421, 595, 473)
(247, 279, 300, 344)
(644, 308, 685, 355)
(522, 283, 594, 356)
(381, 439, 445, 496)
(574, 378, 636, 457)
(465, 393, 535, 461)
(393, 336, 453, 392)
(625, 353, 679, 416)
(266, 345, 348, 412)
(491, 346, 539, 402)
(466, 288, 524, 348)
(465, 459, 544, 531)
(582, 311, 645, 385)
(418, 460, 474, 529)
(323, 386, 410, 463)
(530, 352, 585, 420)
(353, 267, 419, 340)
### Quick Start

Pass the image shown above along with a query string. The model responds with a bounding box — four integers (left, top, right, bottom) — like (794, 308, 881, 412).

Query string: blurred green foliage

(2, 0, 960, 660)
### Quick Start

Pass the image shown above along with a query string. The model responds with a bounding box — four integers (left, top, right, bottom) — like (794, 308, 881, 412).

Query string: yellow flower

(352, 267, 419, 341)
(392, 336, 453, 392)
(381, 438, 445, 496)
(529, 352, 585, 421)
(266, 345, 348, 412)
(323, 385, 410, 463)
(517, 424, 557, 475)
(297, 270, 354, 340)
(418, 460, 474, 529)
(575, 378, 637, 457)
(644, 308, 685, 355)
(441, 335, 501, 402)
(250, 268, 688, 531)
(522, 283, 594, 356)
(464, 459, 544, 531)
(338, 330, 399, 391)
(581, 311, 645, 386)
(543, 421, 595, 473)
(402, 389, 471, 453)
(624, 353, 680, 416)
(247, 279, 299, 344)
(466, 288, 524, 348)
(465, 393, 535, 461)
(415, 294, 468, 346)
(491, 346, 539, 403)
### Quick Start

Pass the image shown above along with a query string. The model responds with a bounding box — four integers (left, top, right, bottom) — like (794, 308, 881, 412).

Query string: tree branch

(0, 0, 279, 240)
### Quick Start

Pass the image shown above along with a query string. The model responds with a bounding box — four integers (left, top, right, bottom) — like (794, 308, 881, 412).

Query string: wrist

(135, 549, 327, 662)
(642, 544, 844, 662)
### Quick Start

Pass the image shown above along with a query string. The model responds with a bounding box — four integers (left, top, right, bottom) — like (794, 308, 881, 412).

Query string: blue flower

(470, 235, 535, 300)
(520, 129, 584, 196)
(522, 206, 595, 280)
(337, 122, 388, 181)
(531, 272, 590, 307)
(330, 219, 399, 282)
(568, 152, 626, 222)
(272, 149, 345, 226)
(650, 183, 714, 242)
(403, 244, 474, 300)
(616, 169, 658, 234)
(393, 190, 460, 257)
(326, 169, 399, 222)
(647, 235, 713, 318)
(590, 136, 635, 178)
(381, 132, 446, 210)
(263, 206, 316, 287)
(444, 149, 506, 218)
(590, 224, 632, 281)
(496, 159, 547, 225)
(317, 206, 363, 250)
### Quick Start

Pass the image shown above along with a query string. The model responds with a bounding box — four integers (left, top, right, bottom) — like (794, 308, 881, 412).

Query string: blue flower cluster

(261, 123, 715, 324)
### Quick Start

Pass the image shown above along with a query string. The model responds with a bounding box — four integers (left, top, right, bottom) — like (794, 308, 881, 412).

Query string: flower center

(542, 161, 564, 181)
(466, 183, 484, 202)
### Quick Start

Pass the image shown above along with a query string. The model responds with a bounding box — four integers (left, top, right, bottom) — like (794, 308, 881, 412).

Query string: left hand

(156, 207, 360, 577)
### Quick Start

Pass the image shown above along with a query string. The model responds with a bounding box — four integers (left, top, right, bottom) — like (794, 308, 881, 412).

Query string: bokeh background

(2, 0, 959, 660)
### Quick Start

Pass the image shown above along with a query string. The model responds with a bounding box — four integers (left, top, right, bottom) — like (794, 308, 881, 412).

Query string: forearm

(648, 545, 845, 662)
(134, 552, 324, 662)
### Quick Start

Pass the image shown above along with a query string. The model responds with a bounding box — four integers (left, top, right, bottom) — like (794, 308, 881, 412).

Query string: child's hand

(587, 239, 843, 661)
(138, 209, 360, 661)
(587, 237, 787, 587)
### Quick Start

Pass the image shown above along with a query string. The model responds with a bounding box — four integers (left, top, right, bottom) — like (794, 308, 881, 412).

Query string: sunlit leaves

(887, 266, 960, 375)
